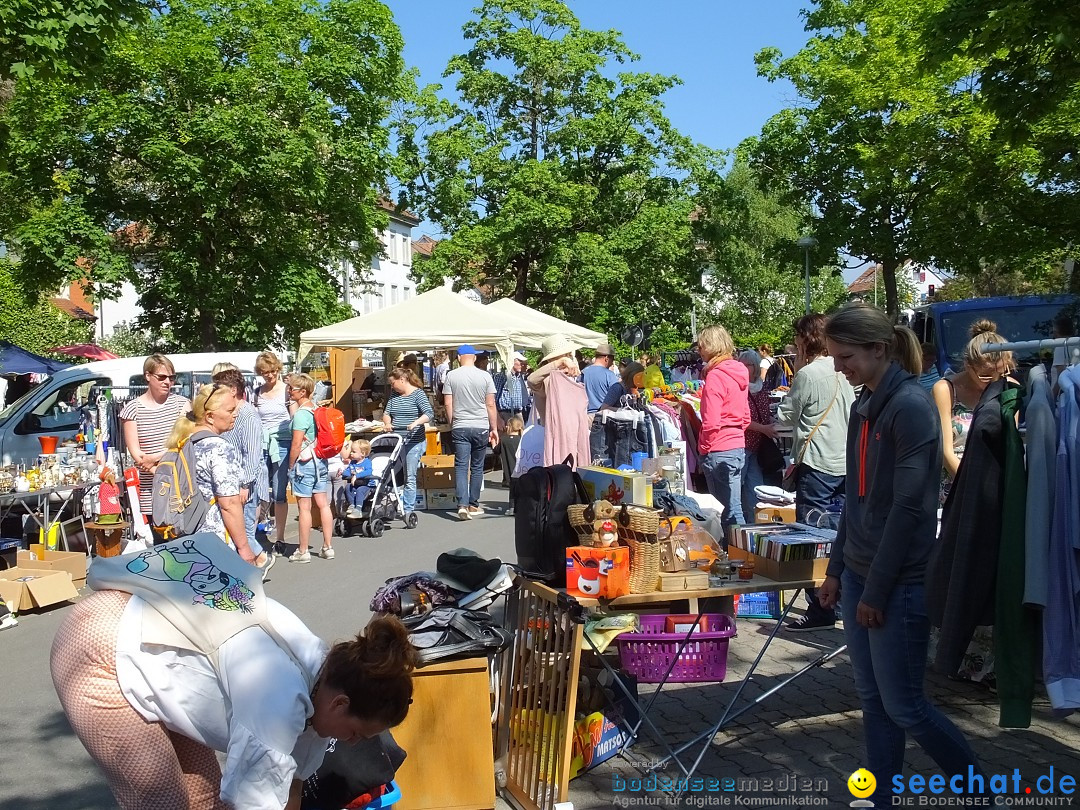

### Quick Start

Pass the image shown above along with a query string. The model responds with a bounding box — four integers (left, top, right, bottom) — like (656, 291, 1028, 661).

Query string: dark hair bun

(357, 615, 419, 677)
(969, 319, 998, 338)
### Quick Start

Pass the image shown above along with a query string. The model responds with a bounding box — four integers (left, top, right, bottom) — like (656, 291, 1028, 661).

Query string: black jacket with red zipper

(825, 363, 942, 611)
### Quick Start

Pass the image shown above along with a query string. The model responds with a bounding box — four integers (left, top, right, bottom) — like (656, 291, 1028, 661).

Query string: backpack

(401, 607, 513, 665)
(150, 430, 216, 542)
(301, 404, 346, 460)
(514, 455, 589, 586)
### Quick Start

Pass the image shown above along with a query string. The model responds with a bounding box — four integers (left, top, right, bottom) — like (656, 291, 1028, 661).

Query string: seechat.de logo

(848, 768, 876, 807)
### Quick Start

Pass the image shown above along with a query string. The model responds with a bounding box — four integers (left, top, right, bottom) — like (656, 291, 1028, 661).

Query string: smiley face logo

(848, 768, 876, 798)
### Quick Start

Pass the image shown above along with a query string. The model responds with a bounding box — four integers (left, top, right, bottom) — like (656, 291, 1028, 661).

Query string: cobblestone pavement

(563, 598, 1080, 810)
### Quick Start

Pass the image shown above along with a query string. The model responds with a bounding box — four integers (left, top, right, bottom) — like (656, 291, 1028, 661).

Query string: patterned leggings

(50, 590, 228, 810)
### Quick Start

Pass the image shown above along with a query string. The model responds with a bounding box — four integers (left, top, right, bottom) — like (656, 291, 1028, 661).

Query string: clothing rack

(982, 336, 1080, 354)
(642, 381, 702, 401)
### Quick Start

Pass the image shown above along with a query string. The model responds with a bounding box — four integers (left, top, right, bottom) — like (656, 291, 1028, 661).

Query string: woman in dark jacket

(820, 304, 982, 807)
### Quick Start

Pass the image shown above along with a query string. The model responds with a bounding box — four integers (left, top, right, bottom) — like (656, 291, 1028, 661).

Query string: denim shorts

(290, 458, 329, 498)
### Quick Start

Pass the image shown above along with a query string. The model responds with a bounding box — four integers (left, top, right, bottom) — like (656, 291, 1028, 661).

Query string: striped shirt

(222, 401, 268, 500)
(120, 393, 190, 513)
(383, 389, 434, 444)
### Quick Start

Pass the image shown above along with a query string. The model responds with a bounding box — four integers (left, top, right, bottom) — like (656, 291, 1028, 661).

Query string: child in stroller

(342, 440, 375, 518)
(333, 432, 418, 537)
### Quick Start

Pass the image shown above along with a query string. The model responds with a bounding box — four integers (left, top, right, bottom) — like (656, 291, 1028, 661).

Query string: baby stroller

(334, 432, 418, 537)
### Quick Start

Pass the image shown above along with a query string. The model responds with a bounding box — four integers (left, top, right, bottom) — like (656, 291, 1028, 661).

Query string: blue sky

(383, 0, 839, 269)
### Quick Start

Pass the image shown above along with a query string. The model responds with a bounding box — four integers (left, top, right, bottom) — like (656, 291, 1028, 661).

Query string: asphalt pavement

(3, 475, 1080, 810)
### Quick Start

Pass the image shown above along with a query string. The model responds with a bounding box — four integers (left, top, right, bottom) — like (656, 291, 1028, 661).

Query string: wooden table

(497, 576, 829, 810)
(85, 520, 129, 557)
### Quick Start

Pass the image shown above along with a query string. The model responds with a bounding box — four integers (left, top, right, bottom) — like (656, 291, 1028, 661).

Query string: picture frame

(60, 517, 89, 555)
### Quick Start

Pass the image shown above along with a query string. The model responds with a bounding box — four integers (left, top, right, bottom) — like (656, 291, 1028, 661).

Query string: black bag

(514, 454, 589, 586)
(402, 606, 513, 665)
(301, 731, 406, 810)
(756, 436, 785, 474)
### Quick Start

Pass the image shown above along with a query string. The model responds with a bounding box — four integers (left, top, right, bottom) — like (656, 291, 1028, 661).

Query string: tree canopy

(1, 0, 406, 350)
(396, 0, 715, 340)
(0, 259, 94, 356)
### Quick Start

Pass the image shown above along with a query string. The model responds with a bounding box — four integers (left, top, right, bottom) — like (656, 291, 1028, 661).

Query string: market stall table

(497, 575, 838, 810)
(0, 484, 87, 551)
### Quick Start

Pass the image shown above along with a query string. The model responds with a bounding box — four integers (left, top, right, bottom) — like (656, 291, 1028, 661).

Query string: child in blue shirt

(343, 440, 374, 517)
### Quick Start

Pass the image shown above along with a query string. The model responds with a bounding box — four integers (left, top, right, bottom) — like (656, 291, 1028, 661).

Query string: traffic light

(928, 284, 935, 299)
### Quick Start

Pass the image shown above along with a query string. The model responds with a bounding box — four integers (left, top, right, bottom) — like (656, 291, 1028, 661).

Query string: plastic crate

(735, 591, 783, 620)
(356, 780, 401, 809)
(617, 613, 737, 683)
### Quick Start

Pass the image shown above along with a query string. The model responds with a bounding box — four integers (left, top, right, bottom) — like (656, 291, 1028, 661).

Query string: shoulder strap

(795, 381, 840, 466)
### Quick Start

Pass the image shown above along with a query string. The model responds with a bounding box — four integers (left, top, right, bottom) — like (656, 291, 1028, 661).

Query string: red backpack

(312, 405, 346, 459)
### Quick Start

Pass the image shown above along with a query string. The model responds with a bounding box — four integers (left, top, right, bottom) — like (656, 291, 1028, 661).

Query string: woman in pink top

(697, 325, 751, 532)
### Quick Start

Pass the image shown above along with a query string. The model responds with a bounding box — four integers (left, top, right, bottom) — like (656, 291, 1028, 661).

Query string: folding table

(496, 576, 843, 810)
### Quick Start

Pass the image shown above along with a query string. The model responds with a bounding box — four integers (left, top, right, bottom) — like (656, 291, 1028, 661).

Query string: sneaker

(346, 507, 362, 519)
(318, 546, 335, 560)
(256, 551, 276, 581)
(458, 506, 472, 521)
(467, 505, 485, 516)
(784, 614, 836, 632)
(289, 549, 311, 564)
(505, 506, 515, 517)
(0, 613, 17, 631)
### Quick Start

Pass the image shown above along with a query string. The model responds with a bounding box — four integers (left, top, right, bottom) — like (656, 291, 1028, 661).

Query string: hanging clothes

(995, 382, 1038, 728)
(1044, 365, 1080, 711)
(1023, 365, 1056, 609)
(927, 379, 1006, 676)
(542, 370, 590, 469)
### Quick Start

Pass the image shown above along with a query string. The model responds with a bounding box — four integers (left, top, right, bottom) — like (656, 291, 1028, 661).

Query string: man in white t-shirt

(443, 345, 499, 520)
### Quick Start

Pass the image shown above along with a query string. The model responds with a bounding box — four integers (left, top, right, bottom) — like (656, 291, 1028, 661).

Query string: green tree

(1, 0, 406, 350)
(396, 0, 714, 339)
(0, 0, 145, 80)
(100, 320, 172, 357)
(750, 0, 1038, 318)
(0, 259, 94, 356)
(693, 157, 848, 343)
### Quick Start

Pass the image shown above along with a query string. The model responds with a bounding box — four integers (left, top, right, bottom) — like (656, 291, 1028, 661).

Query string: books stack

(732, 523, 836, 562)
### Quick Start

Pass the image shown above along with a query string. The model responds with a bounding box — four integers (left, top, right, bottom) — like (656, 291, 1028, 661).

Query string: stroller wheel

(358, 519, 370, 537)
(369, 518, 385, 538)
(405, 512, 419, 529)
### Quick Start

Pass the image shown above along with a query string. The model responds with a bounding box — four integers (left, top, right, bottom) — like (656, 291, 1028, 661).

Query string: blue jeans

(741, 450, 766, 519)
(702, 449, 745, 530)
(452, 427, 488, 508)
(588, 416, 607, 465)
(796, 465, 845, 621)
(401, 439, 425, 512)
(841, 568, 982, 807)
(242, 482, 259, 552)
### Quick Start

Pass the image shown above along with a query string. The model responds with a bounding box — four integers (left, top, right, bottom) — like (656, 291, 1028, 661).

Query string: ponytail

(892, 326, 922, 376)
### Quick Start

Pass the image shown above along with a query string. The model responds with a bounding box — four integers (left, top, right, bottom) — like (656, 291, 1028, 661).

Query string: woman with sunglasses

(287, 373, 335, 563)
(121, 354, 191, 520)
(253, 351, 297, 549)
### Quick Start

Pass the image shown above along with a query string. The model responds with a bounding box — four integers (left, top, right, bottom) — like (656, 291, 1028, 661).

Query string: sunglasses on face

(150, 372, 177, 382)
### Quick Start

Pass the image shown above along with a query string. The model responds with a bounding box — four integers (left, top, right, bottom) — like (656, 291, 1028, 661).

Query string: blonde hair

(388, 367, 422, 389)
(212, 361, 238, 375)
(351, 439, 371, 455)
(143, 353, 175, 377)
(504, 416, 525, 436)
(167, 383, 234, 449)
(963, 319, 1012, 371)
(697, 325, 735, 366)
(288, 372, 315, 397)
(255, 351, 283, 375)
(825, 304, 922, 375)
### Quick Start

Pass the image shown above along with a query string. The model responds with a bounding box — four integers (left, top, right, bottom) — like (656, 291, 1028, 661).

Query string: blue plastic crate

(735, 591, 783, 620)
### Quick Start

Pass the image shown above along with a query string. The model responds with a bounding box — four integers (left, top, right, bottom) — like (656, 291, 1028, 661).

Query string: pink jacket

(699, 358, 751, 454)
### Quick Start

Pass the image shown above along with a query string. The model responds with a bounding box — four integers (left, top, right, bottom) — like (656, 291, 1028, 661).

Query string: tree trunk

(881, 258, 900, 320)
(198, 231, 219, 350)
(512, 253, 530, 304)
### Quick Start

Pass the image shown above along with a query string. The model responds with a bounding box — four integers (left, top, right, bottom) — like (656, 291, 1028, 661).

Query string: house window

(403, 238, 412, 266)
(391, 285, 399, 305)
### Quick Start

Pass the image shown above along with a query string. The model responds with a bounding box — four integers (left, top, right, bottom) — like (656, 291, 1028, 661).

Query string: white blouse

(115, 596, 330, 809)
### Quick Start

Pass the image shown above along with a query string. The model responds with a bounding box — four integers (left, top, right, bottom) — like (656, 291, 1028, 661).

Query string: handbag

(781, 382, 840, 492)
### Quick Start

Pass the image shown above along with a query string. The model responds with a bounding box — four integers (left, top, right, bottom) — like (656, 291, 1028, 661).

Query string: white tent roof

(298, 287, 608, 364)
(486, 298, 608, 349)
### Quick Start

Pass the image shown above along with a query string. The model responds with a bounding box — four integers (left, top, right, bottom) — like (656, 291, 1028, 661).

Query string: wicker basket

(618, 505, 662, 593)
(566, 504, 595, 543)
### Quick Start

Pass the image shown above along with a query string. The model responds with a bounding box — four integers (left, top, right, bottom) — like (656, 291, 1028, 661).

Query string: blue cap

(458, 344, 478, 355)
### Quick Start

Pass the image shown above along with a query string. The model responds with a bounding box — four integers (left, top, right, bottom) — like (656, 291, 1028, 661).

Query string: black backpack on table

(514, 455, 589, 587)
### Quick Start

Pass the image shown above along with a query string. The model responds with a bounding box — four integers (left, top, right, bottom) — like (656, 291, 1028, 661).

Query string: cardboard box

(729, 546, 829, 582)
(20, 548, 87, 587)
(417, 466, 456, 490)
(569, 670, 639, 779)
(577, 465, 653, 507)
(0, 566, 79, 612)
(425, 488, 457, 510)
(565, 545, 630, 599)
(421, 454, 455, 469)
(755, 504, 797, 524)
(414, 489, 427, 511)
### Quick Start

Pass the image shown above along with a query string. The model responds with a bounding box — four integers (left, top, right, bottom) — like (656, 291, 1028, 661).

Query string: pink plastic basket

(616, 613, 737, 683)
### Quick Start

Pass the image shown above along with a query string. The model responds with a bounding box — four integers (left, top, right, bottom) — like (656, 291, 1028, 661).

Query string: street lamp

(796, 236, 817, 314)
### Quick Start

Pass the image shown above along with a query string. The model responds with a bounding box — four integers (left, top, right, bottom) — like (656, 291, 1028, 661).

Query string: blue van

(909, 295, 1079, 375)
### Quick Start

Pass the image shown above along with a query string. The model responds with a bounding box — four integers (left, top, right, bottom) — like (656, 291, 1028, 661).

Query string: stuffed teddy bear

(588, 500, 619, 547)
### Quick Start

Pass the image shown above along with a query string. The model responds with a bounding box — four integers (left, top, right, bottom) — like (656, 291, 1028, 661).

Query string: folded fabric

(755, 485, 795, 505)
(435, 548, 503, 592)
(584, 614, 640, 653)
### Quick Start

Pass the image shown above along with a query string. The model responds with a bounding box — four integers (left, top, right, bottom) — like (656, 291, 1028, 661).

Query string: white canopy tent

(486, 297, 608, 350)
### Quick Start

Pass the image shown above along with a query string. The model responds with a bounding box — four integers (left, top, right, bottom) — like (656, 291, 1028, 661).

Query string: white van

(0, 352, 261, 466)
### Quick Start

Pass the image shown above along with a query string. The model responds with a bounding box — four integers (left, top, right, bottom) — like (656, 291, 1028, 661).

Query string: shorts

(290, 458, 329, 498)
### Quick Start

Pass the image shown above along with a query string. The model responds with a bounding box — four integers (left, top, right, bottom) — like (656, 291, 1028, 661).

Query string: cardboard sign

(565, 545, 630, 599)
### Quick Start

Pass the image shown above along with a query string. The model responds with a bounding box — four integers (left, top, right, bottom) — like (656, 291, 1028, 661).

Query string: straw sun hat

(541, 334, 576, 365)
